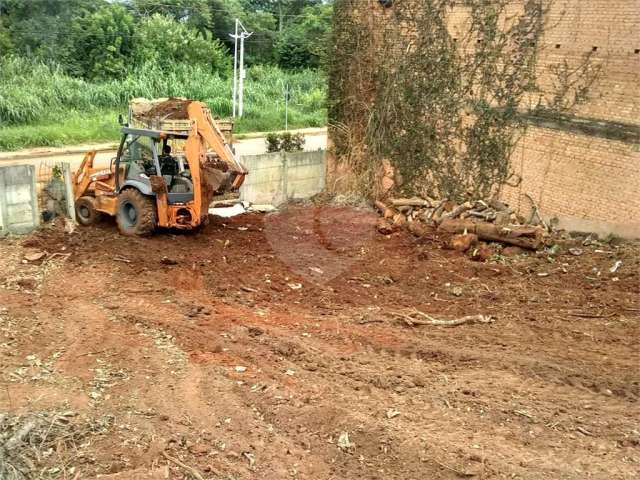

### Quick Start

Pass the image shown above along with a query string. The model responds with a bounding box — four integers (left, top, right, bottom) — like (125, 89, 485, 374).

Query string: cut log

(419, 208, 435, 222)
(438, 219, 476, 234)
(407, 221, 431, 237)
(431, 200, 448, 223)
(474, 200, 489, 211)
(390, 197, 431, 207)
(439, 219, 544, 250)
(441, 201, 474, 221)
(475, 224, 543, 250)
(376, 218, 398, 235)
(374, 200, 396, 220)
(501, 225, 541, 238)
(392, 213, 407, 226)
(448, 233, 478, 252)
(467, 210, 497, 221)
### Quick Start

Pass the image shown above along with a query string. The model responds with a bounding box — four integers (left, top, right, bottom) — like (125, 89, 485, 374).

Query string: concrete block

(0, 164, 39, 234)
(240, 150, 326, 205)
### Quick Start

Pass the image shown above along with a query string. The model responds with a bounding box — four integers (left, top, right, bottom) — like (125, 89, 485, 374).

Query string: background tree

(246, 0, 323, 32)
(276, 2, 332, 69)
(207, 0, 278, 65)
(67, 4, 136, 79)
(132, 0, 212, 35)
(0, 0, 106, 66)
(0, 0, 333, 71)
(0, 19, 13, 57)
(133, 14, 229, 72)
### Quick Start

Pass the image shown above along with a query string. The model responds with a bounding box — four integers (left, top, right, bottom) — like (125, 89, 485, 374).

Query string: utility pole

(231, 19, 239, 118)
(238, 29, 246, 117)
(283, 83, 291, 131)
(229, 20, 252, 118)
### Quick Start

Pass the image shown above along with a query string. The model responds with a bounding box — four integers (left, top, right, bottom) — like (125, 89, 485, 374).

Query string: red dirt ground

(1, 205, 638, 479)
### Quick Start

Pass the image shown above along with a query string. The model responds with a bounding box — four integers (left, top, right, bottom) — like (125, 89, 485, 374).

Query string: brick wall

(503, 128, 640, 237)
(330, 0, 640, 237)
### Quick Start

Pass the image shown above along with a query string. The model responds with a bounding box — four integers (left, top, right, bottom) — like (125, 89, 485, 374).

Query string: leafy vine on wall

(328, 0, 601, 200)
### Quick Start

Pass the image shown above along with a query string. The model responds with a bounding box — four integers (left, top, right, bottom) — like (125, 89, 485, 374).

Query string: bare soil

(1, 205, 638, 479)
(138, 98, 192, 121)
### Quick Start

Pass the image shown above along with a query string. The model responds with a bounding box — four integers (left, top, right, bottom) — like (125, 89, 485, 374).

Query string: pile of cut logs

(374, 197, 549, 251)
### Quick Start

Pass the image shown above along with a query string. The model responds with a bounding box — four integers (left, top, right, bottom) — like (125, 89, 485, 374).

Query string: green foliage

(68, 4, 136, 79)
(266, 132, 282, 151)
(133, 14, 230, 72)
(133, 0, 212, 34)
(276, 3, 333, 69)
(266, 131, 305, 152)
(0, 0, 334, 74)
(208, 0, 278, 65)
(0, 0, 106, 66)
(247, 0, 323, 31)
(0, 19, 13, 57)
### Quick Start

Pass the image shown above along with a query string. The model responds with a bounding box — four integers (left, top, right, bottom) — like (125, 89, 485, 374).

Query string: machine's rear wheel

(75, 196, 103, 226)
(116, 189, 157, 236)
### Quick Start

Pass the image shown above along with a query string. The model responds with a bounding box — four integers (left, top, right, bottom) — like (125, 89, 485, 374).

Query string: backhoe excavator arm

(187, 102, 247, 178)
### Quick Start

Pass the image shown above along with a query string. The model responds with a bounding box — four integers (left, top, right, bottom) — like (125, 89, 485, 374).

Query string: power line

(5, 26, 296, 44)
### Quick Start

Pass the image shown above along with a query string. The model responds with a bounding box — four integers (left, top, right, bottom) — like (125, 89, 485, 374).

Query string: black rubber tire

(75, 196, 103, 226)
(116, 189, 157, 236)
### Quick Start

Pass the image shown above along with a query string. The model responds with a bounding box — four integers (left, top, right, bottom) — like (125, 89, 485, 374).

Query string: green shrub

(265, 132, 305, 152)
(266, 132, 281, 152)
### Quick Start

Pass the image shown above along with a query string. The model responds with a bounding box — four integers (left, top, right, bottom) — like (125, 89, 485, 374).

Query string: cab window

(122, 135, 155, 167)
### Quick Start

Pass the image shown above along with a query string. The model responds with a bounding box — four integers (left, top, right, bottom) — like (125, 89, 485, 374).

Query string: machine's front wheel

(116, 189, 157, 236)
(75, 197, 103, 226)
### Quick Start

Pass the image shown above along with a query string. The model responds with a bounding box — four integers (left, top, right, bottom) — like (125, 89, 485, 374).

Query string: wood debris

(393, 310, 494, 327)
(162, 451, 205, 480)
(373, 196, 551, 250)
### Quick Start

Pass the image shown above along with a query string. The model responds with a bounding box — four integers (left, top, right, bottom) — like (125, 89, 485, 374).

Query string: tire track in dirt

(1, 206, 638, 479)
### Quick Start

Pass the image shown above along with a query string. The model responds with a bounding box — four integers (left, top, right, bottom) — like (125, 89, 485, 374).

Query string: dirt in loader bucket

(131, 97, 192, 122)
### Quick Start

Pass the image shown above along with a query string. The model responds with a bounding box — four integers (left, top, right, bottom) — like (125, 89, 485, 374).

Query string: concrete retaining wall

(0, 164, 39, 234)
(240, 150, 325, 205)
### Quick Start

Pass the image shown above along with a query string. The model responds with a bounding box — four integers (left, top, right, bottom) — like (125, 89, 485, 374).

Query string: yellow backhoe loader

(72, 98, 247, 236)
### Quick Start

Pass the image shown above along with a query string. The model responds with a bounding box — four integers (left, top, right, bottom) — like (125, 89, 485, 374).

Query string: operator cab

(115, 127, 193, 205)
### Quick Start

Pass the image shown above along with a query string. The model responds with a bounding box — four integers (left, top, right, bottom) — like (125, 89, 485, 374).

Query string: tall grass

(0, 56, 327, 149)
(0, 110, 121, 150)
